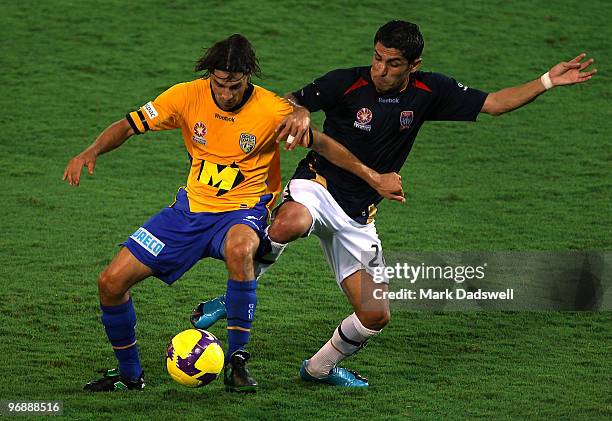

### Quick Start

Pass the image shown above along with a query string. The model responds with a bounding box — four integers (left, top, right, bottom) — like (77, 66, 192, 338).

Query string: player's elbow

(482, 94, 505, 117)
(486, 108, 503, 117)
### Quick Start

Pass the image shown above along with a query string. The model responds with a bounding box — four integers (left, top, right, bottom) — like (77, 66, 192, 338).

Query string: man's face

(370, 42, 420, 94)
(210, 70, 249, 110)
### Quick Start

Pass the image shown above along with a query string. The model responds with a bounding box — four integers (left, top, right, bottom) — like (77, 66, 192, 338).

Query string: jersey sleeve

(426, 73, 488, 122)
(271, 95, 294, 125)
(292, 69, 350, 112)
(126, 83, 187, 134)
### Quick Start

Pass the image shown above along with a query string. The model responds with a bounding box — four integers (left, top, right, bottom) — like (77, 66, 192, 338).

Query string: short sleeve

(126, 83, 187, 134)
(292, 69, 349, 112)
(272, 95, 294, 125)
(426, 73, 488, 122)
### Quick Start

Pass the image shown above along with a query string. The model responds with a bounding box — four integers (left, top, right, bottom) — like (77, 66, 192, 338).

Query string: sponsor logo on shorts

(239, 133, 256, 154)
(130, 227, 165, 256)
(399, 110, 414, 130)
(354, 107, 372, 131)
(143, 101, 158, 119)
(192, 121, 207, 145)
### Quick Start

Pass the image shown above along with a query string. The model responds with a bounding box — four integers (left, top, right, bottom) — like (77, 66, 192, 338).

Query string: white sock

(306, 313, 380, 378)
(255, 227, 288, 278)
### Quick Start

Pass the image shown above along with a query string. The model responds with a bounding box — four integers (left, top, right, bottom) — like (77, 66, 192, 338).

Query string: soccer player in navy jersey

(192, 21, 597, 387)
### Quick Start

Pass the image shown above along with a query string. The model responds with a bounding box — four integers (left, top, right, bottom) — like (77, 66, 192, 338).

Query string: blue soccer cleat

(190, 295, 227, 329)
(299, 360, 369, 387)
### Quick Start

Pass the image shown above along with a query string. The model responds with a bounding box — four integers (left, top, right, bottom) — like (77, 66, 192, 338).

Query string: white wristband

(540, 72, 554, 90)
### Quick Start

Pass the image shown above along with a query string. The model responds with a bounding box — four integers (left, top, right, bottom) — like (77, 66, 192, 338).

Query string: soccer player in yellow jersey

(63, 34, 403, 393)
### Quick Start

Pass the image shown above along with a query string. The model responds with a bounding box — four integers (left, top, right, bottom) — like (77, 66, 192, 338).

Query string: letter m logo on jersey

(197, 160, 245, 196)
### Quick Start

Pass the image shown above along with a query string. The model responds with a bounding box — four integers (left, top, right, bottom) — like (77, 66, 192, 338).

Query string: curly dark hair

(374, 20, 424, 63)
(194, 34, 261, 79)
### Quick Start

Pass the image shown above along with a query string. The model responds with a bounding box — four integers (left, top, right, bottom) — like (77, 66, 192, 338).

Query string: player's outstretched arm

(481, 53, 597, 116)
(62, 118, 135, 186)
(310, 129, 405, 203)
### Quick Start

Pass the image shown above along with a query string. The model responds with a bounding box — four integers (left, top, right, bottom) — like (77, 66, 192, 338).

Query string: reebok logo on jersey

(130, 227, 165, 256)
(143, 102, 159, 119)
(379, 97, 399, 104)
(215, 113, 235, 122)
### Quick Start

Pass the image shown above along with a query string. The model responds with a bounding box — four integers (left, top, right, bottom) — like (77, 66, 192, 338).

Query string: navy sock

(100, 297, 142, 380)
(225, 279, 257, 358)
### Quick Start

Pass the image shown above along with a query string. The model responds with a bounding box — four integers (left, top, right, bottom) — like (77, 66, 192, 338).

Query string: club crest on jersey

(239, 133, 256, 154)
(399, 111, 414, 130)
(192, 122, 207, 145)
(354, 107, 372, 132)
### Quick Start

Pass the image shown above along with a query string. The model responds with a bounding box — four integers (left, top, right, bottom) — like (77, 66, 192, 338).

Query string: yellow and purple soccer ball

(166, 329, 225, 387)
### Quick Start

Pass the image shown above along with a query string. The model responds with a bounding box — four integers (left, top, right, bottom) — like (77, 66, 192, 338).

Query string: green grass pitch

(1, 0, 610, 419)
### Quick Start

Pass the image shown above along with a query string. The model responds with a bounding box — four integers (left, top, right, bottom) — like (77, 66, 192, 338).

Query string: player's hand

(275, 106, 311, 151)
(549, 53, 597, 87)
(62, 150, 97, 186)
(372, 172, 405, 203)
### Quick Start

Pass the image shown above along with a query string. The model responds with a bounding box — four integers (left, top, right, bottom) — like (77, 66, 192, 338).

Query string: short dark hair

(374, 20, 424, 63)
(194, 34, 261, 79)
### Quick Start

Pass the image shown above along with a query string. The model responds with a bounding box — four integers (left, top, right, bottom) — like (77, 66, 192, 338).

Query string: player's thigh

(99, 246, 153, 294)
(319, 220, 386, 284)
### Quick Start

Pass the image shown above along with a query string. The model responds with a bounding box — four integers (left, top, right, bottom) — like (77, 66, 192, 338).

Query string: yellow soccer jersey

(126, 79, 293, 213)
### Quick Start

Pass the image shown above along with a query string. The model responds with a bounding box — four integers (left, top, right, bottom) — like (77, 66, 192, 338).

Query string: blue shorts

(122, 187, 271, 284)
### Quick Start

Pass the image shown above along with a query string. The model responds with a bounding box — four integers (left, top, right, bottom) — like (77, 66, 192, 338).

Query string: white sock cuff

(349, 313, 381, 338)
(264, 226, 288, 249)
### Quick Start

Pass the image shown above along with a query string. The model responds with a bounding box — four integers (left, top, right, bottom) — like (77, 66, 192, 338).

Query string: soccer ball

(166, 329, 225, 387)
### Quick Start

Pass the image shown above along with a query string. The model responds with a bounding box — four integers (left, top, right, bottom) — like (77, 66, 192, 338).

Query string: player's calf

(355, 309, 391, 332)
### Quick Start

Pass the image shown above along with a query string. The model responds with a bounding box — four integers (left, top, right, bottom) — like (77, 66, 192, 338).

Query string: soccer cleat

(83, 368, 145, 392)
(299, 360, 369, 387)
(190, 295, 227, 330)
(224, 350, 257, 393)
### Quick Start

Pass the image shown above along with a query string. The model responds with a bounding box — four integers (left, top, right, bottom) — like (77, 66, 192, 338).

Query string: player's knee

(268, 204, 312, 243)
(97, 268, 128, 301)
(357, 309, 390, 331)
(224, 233, 259, 264)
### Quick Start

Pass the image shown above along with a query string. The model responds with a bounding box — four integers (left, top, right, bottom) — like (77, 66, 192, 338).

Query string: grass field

(1, 0, 611, 419)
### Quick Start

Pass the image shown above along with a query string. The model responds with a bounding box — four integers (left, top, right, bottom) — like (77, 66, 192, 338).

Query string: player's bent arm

(276, 93, 311, 149)
(63, 118, 135, 186)
(310, 129, 405, 203)
(481, 53, 597, 116)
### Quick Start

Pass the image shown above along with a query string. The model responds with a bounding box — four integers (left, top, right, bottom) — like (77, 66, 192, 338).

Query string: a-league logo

(192, 122, 207, 145)
(399, 111, 413, 130)
(354, 107, 373, 132)
(239, 133, 256, 154)
(356, 107, 373, 124)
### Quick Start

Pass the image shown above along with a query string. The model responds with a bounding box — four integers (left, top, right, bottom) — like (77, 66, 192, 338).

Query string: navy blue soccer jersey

(291, 66, 488, 224)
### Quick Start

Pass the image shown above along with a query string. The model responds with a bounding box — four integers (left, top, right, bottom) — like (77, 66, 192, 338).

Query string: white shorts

(282, 179, 388, 286)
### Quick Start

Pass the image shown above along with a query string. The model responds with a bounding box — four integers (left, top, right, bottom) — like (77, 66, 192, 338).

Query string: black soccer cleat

(223, 350, 257, 393)
(83, 368, 145, 392)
